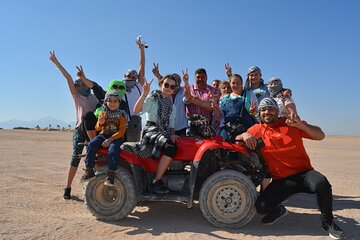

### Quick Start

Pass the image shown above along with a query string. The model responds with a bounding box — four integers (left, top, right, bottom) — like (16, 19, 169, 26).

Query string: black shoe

(150, 179, 170, 194)
(261, 205, 288, 225)
(80, 168, 95, 181)
(63, 187, 71, 200)
(104, 171, 115, 187)
(322, 222, 345, 239)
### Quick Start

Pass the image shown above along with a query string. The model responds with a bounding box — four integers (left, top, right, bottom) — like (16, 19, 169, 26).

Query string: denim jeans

(85, 134, 123, 171)
(255, 170, 334, 224)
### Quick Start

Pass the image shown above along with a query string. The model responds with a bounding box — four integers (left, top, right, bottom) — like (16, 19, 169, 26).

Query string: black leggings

(163, 140, 177, 158)
(144, 121, 177, 158)
(256, 170, 334, 224)
(84, 111, 97, 131)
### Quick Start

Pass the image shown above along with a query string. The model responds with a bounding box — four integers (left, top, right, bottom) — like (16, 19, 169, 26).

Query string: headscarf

(267, 77, 283, 97)
(123, 69, 138, 91)
(102, 90, 123, 121)
(244, 66, 265, 90)
(247, 66, 262, 76)
(106, 80, 126, 97)
(74, 79, 91, 97)
(258, 97, 279, 111)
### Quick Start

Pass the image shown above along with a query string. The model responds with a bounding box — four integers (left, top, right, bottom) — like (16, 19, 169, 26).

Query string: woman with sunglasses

(133, 75, 179, 194)
(152, 63, 189, 136)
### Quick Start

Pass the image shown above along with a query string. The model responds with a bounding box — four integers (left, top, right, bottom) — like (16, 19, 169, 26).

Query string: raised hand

(136, 35, 146, 49)
(152, 63, 160, 76)
(208, 90, 220, 103)
(225, 63, 232, 77)
(142, 77, 153, 96)
(282, 89, 292, 98)
(49, 51, 59, 65)
(98, 111, 106, 125)
(76, 65, 86, 80)
(249, 101, 257, 115)
(182, 68, 189, 83)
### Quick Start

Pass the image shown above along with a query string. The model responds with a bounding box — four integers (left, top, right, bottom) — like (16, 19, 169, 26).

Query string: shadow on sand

(96, 193, 359, 239)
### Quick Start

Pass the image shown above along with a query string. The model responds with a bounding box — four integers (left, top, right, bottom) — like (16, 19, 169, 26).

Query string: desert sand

(0, 129, 359, 240)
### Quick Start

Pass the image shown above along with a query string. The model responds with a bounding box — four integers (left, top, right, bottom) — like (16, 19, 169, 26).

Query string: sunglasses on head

(112, 85, 125, 90)
(164, 82, 176, 90)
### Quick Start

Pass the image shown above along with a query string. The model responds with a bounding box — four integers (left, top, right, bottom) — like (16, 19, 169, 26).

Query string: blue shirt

(172, 88, 188, 131)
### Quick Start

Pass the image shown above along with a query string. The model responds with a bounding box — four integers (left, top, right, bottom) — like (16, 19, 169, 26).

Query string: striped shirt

(183, 84, 220, 124)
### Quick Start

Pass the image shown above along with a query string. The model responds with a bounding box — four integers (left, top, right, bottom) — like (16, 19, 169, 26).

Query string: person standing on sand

(49, 51, 98, 200)
(235, 97, 345, 240)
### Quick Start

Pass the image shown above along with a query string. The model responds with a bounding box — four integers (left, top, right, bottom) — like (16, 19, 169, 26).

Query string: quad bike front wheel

(83, 166, 138, 221)
(199, 170, 257, 229)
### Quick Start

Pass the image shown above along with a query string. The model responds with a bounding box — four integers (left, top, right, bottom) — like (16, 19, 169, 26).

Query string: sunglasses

(112, 85, 125, 90)
(164, 82, 176, 90)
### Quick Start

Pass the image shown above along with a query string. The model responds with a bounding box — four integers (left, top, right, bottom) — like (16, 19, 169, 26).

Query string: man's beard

(261, 113, 277, 124)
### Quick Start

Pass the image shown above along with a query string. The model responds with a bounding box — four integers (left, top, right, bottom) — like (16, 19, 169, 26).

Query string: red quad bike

(83, 115, 267, 229)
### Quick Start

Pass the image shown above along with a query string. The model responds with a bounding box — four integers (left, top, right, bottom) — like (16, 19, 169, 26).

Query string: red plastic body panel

(96, 135, 249, 173)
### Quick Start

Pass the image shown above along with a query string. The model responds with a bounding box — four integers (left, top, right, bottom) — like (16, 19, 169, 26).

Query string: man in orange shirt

(236, 97, 345, 240)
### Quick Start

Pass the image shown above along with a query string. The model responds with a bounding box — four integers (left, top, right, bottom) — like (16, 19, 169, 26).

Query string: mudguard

(193, 139, 249, 161)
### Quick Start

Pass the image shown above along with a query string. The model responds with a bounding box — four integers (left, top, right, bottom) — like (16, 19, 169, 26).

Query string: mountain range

(0, 117, 75, 129)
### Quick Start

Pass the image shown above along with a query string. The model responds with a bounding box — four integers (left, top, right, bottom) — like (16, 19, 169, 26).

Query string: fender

(193, 140, 248, 161)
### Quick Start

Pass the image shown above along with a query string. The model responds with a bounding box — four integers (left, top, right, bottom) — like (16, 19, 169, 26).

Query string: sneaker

(261, 205, 288, 225)
(150, 179, 170, 194)
(80, 168, 95, 181)
(104, 171, 115, 187)
(63, 187, 71, 200)
(322, 222, 345, 239)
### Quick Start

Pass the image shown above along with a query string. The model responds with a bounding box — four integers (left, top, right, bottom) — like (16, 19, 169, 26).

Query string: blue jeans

(85, 134, 123, 171)
(255, 170, 334, 224)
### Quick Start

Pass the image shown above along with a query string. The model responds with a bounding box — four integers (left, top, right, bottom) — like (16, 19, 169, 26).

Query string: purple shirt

(184, 84, 220, 125)
(73, 92, 98, 128)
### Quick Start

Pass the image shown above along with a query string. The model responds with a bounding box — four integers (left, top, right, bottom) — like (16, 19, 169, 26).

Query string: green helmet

(106, 80, 126, 97)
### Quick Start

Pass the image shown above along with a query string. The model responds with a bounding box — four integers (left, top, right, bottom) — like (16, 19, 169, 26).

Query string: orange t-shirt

(247, 118, 314, 180)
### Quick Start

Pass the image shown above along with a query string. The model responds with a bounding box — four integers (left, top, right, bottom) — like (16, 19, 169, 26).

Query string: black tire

(199, 170, 257, 229)
(83, 167, 138, 221)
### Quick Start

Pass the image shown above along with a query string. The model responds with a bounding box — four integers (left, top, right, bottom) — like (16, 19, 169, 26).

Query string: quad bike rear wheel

(83, 166, 138, 221)
(199, 170, 257, 229)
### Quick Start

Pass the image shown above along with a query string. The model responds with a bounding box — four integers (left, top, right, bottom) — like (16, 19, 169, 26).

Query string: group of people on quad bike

(49, 36, 345, 239)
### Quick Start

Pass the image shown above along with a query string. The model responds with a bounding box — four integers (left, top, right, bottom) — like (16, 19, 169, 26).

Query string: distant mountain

(0, 117, 75, 129)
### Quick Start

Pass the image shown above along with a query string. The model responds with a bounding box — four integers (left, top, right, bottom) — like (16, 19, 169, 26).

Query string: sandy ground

(0, 129, 359, 240)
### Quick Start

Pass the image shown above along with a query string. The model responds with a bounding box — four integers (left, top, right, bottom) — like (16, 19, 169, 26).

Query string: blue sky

(0, 0, 359, 135)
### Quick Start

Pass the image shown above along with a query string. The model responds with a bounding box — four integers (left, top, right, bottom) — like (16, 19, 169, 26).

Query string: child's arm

(95, 111, 106, 131)
(101, 115, 126, 148)
(49, 51, 76, 96)
(110, 115, 127, 140)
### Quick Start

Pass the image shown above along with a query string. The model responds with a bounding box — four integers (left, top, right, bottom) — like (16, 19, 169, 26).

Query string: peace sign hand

(98, 111, 106, 125)
(49, 51, 59, 65)
(142, 77, 153, 96)
(76, 65, 86, 81)
(152, 63, 160, 75)
(225, 63, 232, 77)
(182, 68, 189, 83)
